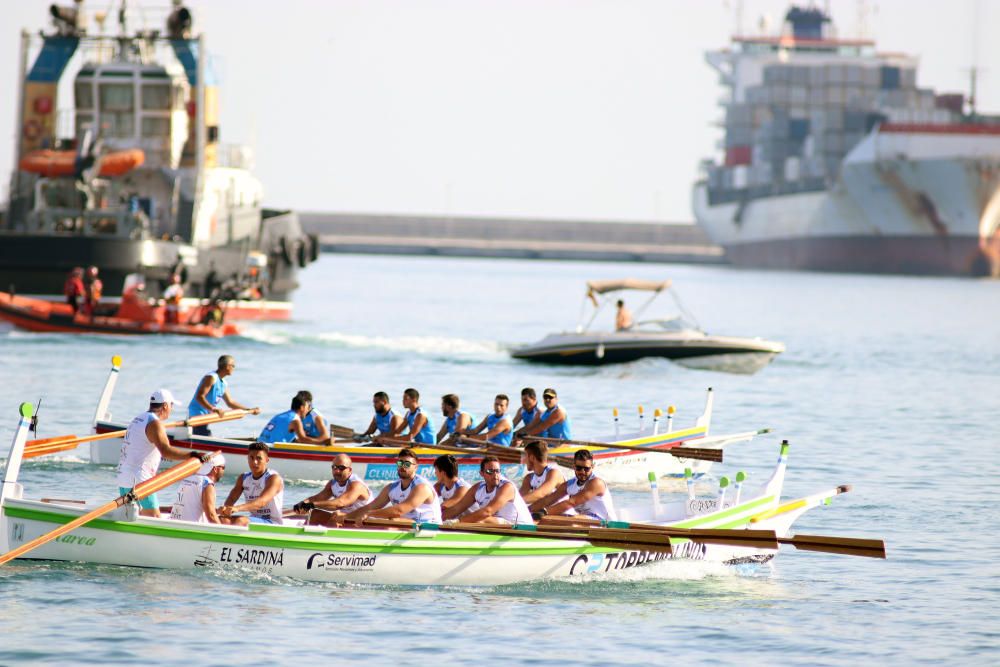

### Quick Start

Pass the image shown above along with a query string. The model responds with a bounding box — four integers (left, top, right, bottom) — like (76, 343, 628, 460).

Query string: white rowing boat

(3, 403, 878, 585)
(79, 357, 767, 483)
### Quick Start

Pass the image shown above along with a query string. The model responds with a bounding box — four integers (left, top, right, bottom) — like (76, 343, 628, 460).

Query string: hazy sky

(2, 0, 998, 222)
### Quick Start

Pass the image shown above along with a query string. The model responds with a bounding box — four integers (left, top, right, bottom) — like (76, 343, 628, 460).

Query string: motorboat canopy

(579, 277, 699, 333)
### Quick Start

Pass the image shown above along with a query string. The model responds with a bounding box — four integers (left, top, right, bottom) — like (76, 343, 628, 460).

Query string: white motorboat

(511, 279, 784, 373)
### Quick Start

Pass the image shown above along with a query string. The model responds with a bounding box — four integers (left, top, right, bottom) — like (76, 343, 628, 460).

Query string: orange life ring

(23, 119, 41, 141)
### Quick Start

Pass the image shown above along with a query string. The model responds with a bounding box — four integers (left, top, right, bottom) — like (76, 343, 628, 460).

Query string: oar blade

(783, 534, 887, 559)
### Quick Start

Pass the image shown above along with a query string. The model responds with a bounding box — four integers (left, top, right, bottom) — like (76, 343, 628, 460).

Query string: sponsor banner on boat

(193, 544, 286, 573)
(361, 463, 521, 482)
(568, 543, 708, 575)
(305, 552, 378, 572)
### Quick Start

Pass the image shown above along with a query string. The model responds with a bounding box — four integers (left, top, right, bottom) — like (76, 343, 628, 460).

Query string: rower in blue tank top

(436, 393, 475, 443)
(258, 394, 330, 445)
(512, 387, 541, 437)
(396, 388, 435, 444)
(521, 388, 571, 441)
(186, 355, 259, 436)
(296, 390, 329, 441)
(360, 391, 404, 439)
(468, 394, 514, 447)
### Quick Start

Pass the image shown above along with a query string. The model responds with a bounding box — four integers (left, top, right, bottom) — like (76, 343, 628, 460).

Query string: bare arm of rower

(442, 482, 480, 520)
(361, 416, 378, 437)
(403, 412, 429, 442)
(290, 417, 327, 445)
(530, 480, 569, 513)
(229, 475, 284, 514)
(146, 419, 198, 461)
(343, 485, 392, 524)
(221, 475, 245, 510)
(201, 483, 222, 524)
(195, 375, 224, 416)
(220, 388, 258, 414)
(439, 483, 469, 511)
(461, 483, 515, 523)
(436, 422, 449, 444)
(310, 413, 331, 442)
(511, 408, 525, 430)
(314, 482, 369, 511)
(521, 468, 565, 505)
(466, 416, 488, 436)
(369, 483, 435, 520)
(483, 418, 512, 440)
(522, 407, 565, 436)
(547, 478, 606, 516)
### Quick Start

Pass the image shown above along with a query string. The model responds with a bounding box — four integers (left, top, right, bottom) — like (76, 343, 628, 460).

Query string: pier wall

(300, 212, 724, 264)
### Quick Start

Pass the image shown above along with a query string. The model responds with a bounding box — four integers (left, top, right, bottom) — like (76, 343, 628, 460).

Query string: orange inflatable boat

(18, 148, 145, 178)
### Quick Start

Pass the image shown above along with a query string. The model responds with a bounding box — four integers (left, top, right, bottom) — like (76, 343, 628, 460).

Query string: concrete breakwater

(300, 212, 724, 264)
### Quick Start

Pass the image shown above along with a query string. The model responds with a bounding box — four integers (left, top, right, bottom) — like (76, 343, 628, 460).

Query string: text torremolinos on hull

(693, 6, 1000, 277)
(0, 3, 318, 320)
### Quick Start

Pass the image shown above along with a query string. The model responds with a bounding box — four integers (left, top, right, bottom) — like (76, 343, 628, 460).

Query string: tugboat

(0, 1, 318, 320)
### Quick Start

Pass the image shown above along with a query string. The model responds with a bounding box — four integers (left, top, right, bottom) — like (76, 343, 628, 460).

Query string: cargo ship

(0, 2, 318, 320)
(692, 6, 1000, 277)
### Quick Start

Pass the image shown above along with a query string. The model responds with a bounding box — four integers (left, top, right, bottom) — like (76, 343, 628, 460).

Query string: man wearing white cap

(170, 454, 227, 524)
(116, 388, 210, 518)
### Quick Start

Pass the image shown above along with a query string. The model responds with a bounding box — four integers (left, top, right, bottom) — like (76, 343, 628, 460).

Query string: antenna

(968, 0, 981, 116)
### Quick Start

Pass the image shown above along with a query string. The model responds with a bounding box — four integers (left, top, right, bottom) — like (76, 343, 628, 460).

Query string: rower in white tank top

(526, 464, 559, 492)
(437, 477, 470, 502)
(116, 411, 162, 488)
(170, 475, 213, 523)
(387, 475, 442, 523)
(325, 473, 371, 514)
(471, 476, 534, 525)
(566, 471, 617, 521)
(240, 469, 285, 524)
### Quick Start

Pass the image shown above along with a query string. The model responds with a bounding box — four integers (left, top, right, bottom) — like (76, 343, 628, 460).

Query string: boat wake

(241, 329, 507, 359)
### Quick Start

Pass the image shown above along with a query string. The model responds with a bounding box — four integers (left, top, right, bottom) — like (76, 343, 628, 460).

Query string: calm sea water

(0, 254, 998, 665)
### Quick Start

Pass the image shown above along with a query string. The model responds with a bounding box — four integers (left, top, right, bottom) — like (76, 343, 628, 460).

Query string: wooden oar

(541, 514, 884, 558)
(526, 434, 722, 463)
(0, 451, 221, 566)
(22, 410, 252, 459)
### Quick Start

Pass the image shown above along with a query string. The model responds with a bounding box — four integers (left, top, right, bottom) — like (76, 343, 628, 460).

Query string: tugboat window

(142, 84, 171, 110)
(75, 82, 93, 109)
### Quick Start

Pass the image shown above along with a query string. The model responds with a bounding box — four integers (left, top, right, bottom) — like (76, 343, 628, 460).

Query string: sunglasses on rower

(397, 459, 416, 468)
(574, 465, 592, 473)
(331, 464, 350, 471)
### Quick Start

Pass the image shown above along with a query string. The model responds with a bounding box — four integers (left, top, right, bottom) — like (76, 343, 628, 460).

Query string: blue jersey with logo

(258, 409, 298, 444)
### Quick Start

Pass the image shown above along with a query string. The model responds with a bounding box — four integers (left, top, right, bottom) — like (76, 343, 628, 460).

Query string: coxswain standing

(163, 273, 184, 324)
(339, 448, 441, 525)
(187, 355, 260, 436)
(116, 388, 212, 518)
(530, 450, 616, 522)
(442, 456, 534, 526)
(63, 267, 85, 314)
(219, 442, 285, 525)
